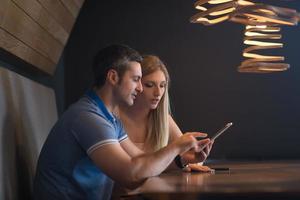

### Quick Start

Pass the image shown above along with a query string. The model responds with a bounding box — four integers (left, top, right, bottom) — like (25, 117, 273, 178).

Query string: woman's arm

(168, 115, 183, 141)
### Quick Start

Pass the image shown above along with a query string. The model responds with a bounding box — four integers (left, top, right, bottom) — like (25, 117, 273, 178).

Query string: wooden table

(123, 160, 300, 200)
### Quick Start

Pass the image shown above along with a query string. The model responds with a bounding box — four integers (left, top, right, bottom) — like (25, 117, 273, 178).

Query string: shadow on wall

(2, 116, 32, 200)
(1, 68, 35, 200)
(1, 80, 19, 200)
(0, 67, 58, 200)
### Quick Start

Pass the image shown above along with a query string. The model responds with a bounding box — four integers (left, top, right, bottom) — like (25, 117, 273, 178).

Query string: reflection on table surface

(124, 160, 300, 200)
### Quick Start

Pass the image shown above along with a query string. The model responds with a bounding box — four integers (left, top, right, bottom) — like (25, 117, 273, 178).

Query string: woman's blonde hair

(142, 55, 170, 151)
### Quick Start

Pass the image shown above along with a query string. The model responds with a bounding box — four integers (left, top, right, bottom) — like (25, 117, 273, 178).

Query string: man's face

(115, 61, 143, 106)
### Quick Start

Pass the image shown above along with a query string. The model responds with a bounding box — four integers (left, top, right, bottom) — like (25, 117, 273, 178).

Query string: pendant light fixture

(190, 0, 300, 73)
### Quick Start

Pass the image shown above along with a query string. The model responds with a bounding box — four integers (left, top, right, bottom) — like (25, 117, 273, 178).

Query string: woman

(119, 55, 213, 172)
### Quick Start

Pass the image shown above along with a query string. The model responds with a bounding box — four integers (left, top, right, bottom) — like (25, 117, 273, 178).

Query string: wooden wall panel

(0, 0, 10, 23)
(0, 28, 55, 74)
(12, 0, 69, 45)
(37, 0, 75, 33)
(60, 0, 80, 18)
(73, 0, 85, 9)
(1, 1, 64, 64)
(0, 0, 85, 74)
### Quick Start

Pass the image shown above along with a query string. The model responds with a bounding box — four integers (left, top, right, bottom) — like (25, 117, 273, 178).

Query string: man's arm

(120, 137, 144, 157)
(168, 115, 213, 166)
(89, 132, 205, 189)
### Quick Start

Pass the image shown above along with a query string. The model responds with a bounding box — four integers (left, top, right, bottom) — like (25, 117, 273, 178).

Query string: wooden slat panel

(1, 0, 85, 73)
(73, 0, 85, 9)
(60, 0, 80, 18)
(37, 0, 75, 33)
(11, 0, 68, 45)
(0, 28, 55, 74)
(0, 0, 10, 24)
(0, 1, 63, 65)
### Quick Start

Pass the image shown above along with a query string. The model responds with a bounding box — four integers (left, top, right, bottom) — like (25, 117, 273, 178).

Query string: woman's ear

(106, 69, 119, 85)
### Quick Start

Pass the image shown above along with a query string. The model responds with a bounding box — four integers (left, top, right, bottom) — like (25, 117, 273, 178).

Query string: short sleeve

(70, 111, 119, 155)
(115, 118, 128, 142)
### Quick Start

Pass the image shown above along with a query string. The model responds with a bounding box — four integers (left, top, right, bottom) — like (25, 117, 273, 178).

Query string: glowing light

(190, 0, 300, 73)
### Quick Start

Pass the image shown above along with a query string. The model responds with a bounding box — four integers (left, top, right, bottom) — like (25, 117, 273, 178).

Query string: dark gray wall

(64, 0, 300, 160)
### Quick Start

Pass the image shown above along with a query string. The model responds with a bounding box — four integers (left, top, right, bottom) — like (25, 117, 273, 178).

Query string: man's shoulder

(59, 96, 105, 124)
(66, 96, 101, 115)
(71, 96, 98, 110)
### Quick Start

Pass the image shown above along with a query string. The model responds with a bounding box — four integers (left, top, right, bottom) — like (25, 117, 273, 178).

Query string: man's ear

(106, 69, 119, 85)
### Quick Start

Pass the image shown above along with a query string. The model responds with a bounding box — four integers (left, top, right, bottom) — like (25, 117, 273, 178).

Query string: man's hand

(172, 132, 209, 155)
(181, 139, 214, 164)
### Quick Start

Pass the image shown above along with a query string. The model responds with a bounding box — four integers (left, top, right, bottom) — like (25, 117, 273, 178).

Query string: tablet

(211, 122, 233, 141)
(199, 122, 233, 150)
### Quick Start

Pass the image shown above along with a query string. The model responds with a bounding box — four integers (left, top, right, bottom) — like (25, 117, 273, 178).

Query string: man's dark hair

(93, 44, 142, 87)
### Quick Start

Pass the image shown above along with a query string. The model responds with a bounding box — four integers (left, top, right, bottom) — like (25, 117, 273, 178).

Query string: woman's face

(137, 69, 167, 110)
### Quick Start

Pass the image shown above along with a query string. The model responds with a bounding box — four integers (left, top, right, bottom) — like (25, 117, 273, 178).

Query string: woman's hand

(182, 162, 213, 173)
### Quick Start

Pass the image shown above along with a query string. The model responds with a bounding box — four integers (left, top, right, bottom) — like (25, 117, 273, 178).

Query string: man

(34, 44, 211, 200)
